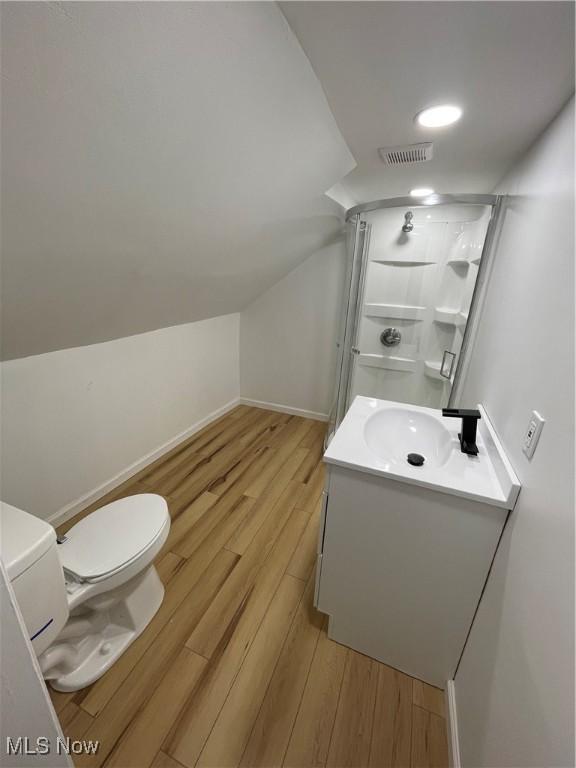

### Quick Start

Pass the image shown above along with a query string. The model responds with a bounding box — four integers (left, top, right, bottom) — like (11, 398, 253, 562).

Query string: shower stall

(329, 194, 504, 436)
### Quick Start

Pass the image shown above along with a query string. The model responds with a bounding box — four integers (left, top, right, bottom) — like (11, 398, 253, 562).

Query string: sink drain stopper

(407, 453, 425, 467)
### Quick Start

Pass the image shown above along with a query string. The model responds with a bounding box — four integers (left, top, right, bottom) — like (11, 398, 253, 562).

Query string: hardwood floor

(50, 405, 449, 768)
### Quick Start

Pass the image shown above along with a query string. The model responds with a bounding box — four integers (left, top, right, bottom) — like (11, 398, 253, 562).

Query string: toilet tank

(1, 501, 69, 655)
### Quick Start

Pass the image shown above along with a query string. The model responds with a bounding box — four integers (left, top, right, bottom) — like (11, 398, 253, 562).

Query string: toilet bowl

(1, 494, 170, 692)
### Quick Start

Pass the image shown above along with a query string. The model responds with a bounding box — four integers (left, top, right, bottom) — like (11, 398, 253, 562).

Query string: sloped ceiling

(0, 1, 355, 360)
(280, 1, 575, 204)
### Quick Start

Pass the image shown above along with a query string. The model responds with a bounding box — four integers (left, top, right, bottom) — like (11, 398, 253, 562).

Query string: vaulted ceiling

(2, 2, 573, 361)
(1, 2, 354, 359)
(281, 1, 575, 203)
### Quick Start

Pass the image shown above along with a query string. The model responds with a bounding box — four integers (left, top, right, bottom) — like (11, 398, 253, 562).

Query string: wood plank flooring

(51, 405, 448, 768)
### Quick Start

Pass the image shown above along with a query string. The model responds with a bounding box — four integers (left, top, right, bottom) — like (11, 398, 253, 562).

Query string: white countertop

(324, 397, 520, 509)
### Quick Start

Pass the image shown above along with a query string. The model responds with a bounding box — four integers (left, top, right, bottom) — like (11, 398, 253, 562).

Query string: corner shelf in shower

(372, 258, 435, 266)
(470, 256, 482, 265)
(433, 307, 462, 326)
(364, 303, 426, 321)
(447, 258, 470, 267)
(424, 361, 449, 382)
(358, 354, 417, 373)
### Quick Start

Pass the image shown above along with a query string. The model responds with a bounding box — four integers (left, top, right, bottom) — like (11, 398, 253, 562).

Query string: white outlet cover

(522, 411, 545, 459)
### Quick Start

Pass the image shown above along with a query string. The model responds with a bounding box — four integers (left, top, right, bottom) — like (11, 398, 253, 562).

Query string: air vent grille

(378, 142, 433, 166)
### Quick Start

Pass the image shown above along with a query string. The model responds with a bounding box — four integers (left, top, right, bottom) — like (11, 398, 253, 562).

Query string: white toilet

(1, 494, 170, 691)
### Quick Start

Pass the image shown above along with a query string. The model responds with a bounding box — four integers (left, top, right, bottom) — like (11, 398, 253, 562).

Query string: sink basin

(364, 407, 453, 468)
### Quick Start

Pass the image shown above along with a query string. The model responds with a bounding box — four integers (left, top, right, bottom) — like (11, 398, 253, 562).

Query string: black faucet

(442, 408, 482, 456)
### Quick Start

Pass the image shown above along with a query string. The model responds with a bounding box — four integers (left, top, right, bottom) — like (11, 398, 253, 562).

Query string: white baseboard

(47, 397, 240, 528)
(239, 397, 328, 422)
(445, 680, 461, 768)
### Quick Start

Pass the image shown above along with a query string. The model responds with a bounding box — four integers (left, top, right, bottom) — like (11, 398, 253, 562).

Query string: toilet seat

(59, 494, 169, 583)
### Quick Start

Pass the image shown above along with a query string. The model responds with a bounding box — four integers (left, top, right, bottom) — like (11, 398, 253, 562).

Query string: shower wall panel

(350, 204, 490, 408)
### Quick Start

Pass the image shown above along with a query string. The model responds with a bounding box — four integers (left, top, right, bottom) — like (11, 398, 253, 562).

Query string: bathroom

(0, 2, 574, 767)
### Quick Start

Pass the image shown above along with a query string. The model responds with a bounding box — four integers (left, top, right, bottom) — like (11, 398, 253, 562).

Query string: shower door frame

(332, 193, 506, 430)
(327, 216, 369, 441)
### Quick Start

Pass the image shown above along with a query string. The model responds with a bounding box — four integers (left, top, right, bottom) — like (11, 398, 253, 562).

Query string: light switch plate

(522, 411, 545, 459)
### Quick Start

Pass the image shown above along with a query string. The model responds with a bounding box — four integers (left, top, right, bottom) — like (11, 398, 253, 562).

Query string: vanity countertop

(324, 396, 520, 510)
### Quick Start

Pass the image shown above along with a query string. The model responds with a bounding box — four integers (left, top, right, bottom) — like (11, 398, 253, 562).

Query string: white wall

(1, 314, 240, 522)
(455, 99, 574, 767)
(0, 562, 71, 767)
(240, 240, 347, 419)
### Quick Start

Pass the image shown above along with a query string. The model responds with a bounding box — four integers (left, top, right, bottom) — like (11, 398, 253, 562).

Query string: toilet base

(42, 565, 164, 692)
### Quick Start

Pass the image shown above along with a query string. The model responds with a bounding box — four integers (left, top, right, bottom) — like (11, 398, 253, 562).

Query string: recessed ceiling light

(416, 104, 462, 128)
(410, 187, 435, 197)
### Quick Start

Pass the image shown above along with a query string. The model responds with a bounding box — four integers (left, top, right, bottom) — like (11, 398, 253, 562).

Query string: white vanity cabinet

(314, 397, 520, 688)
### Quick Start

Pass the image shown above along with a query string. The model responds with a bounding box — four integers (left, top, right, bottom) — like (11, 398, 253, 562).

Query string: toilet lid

(58, 494, 169, 582)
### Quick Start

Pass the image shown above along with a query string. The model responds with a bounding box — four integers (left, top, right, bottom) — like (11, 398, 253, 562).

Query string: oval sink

(364, 407, 453, 468)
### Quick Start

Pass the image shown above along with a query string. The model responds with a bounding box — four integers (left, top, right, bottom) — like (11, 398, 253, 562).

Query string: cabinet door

(318, 466, 506, 687)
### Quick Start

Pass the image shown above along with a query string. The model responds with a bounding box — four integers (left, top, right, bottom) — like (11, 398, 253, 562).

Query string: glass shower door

(347, 203, 492, 410)
(326, 215, 368, 443)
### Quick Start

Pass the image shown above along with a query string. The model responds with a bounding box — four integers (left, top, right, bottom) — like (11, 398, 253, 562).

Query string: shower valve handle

(380, 328, 402, 347)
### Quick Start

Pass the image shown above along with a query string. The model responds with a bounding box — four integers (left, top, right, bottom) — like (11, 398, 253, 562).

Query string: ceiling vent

(378, 142, 433, 166)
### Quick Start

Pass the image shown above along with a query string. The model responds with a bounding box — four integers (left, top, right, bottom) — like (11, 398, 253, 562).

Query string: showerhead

(402, 211, 414, 233)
